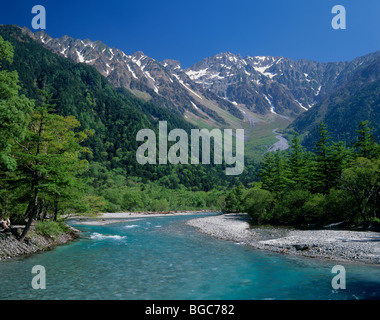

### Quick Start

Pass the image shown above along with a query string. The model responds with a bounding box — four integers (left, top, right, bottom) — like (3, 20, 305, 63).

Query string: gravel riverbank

(187, 214, 380, 265)
(0, 226, 78, 261)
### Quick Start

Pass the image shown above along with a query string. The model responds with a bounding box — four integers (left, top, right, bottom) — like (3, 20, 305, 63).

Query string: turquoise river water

(0, 213, 379, 300)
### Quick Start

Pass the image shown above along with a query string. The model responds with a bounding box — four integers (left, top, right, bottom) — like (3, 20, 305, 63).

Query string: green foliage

(244, 187, 274, 224)
(340, 157, 380, 225)
(354, 121, 380, 159)
(259, 151, 292, 193)
(1, 87, 95, 239)
(224, 183, 246, 213)
(98, 178, 224, 213)
(274, 189, 312, 226)
(0, 35, 13, 65)
(35, 220, 70, 238)
(238, 122, 380, 228)
(313, 122, 334, 194)
(0, 35, 34, 170)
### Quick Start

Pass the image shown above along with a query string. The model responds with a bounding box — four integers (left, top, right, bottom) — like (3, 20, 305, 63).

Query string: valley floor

(187, 214, 380, 265)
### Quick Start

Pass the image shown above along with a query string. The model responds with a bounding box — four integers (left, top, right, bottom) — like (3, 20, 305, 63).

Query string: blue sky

(1, 0, 379, 68)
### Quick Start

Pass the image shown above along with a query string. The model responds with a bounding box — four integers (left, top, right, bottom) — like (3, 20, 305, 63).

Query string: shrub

(35, 220, 69, 238)
(302, 193, 326, 226)
(224, 184, 246, 213)
(122, 189, 143, 211)
(323, 188, 353, 224)
(275, 189, 312, 226)
(150, 199, 169, 212)
(244, 187, 274, 224)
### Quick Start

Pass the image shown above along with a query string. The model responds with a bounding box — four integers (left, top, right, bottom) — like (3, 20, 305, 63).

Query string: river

(0, 213, 379, 300)
(267, 129, 289, 153)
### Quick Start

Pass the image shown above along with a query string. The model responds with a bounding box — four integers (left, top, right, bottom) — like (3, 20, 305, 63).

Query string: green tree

(14, 92, 92, 241)
(225, 183, 246, 213)
(0, 35, 34, 169)
(313, 122, 333, 194)
(260, 151, 291, 193)
(244, 186, 274, 224)
(329, 141, 352, 189)
(353, 121, 379, 159)
(259, 152, 276, 192)
(340, 157, 380, 226)
(275, 188, 312, 226)
(288, 132, 308, 187)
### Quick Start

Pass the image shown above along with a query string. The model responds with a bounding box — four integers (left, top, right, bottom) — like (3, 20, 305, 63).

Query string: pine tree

(354, 121, 379, 159)
(329, 141, 352, 189)
(260, 152, 277, 192)
(260, 151, 291, 193)
(288, 132, 307, 187)
(313, 122, 333, 194)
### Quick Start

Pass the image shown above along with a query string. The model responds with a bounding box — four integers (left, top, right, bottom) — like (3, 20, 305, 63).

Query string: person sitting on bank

(0, 218, 11, 229)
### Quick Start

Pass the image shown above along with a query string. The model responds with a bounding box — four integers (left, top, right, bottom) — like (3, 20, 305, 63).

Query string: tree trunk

(374, 189, 378, 219)
(19, 106, 44, 242)
(19, 187, 38, 242)
(53, 196, 59, 221)
(38, 199, 45, 220)
(359, 200, 369, 228)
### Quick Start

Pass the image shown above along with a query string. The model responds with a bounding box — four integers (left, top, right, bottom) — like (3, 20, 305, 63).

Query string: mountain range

(23, 27, 379, 126)
(4, 25, 380, 155)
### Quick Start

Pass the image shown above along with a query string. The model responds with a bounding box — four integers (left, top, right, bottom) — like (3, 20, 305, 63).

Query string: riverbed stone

(187, 214, 380, 264)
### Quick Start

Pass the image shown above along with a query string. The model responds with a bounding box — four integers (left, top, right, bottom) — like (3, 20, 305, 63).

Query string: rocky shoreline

(187, 214, 380, 265)
(0, 226, 79, 261)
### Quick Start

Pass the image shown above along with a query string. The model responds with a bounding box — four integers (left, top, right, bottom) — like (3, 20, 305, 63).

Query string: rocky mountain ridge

(21, 27, 380, 130)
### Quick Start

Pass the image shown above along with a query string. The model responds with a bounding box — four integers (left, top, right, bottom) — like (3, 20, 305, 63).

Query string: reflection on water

(0, 213, 379, 300)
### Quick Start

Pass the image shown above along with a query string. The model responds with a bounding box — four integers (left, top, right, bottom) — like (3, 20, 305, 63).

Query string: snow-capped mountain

(22, 27, 380, 125)
(23, 28, 243, 126)
(185, 51, 380, 117)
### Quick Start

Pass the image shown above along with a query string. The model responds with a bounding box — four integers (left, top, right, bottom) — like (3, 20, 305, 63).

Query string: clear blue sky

(1, 0, 379, 68)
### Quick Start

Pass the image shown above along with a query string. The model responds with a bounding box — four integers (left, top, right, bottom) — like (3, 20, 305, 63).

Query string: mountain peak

(132, 51, 146, 58)
(161, 59, 182, 70)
